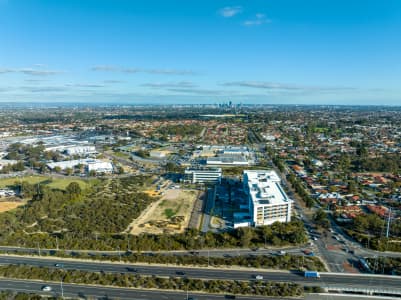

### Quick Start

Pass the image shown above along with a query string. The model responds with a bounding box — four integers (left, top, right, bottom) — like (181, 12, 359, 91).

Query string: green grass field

(0, 176, 96, 191)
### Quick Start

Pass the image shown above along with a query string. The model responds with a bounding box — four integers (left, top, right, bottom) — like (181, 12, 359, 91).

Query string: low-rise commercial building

(206, 154, 249, 166)
(47, 159, 113, 174)
(65, 145, 96, 156)
(183, 167, 222, 184)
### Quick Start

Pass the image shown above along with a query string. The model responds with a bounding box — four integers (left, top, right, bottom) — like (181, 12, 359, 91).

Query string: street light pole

(61, 275, 64, 298)
(59, 266, 65, 299)
(118, 246, 122, 262)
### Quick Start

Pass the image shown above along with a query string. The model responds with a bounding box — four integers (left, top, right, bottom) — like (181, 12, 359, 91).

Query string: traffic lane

(2, 255, 401, 289)
(321, 273, 401, 288)
(0, 255, 302, 282)
(0, 278, 299, 300)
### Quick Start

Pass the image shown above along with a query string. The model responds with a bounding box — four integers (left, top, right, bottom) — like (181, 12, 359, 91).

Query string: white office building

(206, 154, 249, 166)
(47, 159, 113, 174)
(65, 145, 96, 156)
(184, 167, 222, 184)
(243, 170, 292, 226)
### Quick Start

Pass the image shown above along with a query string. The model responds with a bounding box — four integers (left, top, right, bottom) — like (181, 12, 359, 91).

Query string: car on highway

(176, 271, 185, 275)
(54, 263, 64, 267)
(126, 267, 138, 272)
(255, 275, 263, 280)
(41, 286, 52, 292)
(225, 295, 236, 299)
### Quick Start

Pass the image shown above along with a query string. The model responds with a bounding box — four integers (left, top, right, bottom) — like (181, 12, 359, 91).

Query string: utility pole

(386, 208, 392, 238)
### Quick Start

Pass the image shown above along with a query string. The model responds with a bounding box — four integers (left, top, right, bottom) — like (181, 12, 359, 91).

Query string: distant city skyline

(1, 0, 400, 105)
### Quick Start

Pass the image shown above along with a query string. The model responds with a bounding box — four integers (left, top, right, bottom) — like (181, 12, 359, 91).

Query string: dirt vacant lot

(0, 201, 24, 213)
(128, 189, 198, 235)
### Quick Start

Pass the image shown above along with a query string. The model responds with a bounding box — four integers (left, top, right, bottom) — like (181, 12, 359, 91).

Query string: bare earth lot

(128, 189, 197, 235)
(0, 200, 24, 213)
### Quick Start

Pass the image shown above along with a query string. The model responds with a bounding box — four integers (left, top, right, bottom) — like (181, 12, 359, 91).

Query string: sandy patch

(0, 201, 24, 213)
(128, 189, 197, 235)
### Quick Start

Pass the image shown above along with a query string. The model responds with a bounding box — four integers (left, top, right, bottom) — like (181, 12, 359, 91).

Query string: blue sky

(0, 0, 400, 105)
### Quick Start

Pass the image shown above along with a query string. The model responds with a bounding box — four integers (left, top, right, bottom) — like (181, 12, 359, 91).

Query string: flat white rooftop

(244, 170, 289, 205)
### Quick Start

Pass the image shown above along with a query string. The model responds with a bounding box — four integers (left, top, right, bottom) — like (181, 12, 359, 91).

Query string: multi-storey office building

(184, 167, 222, 184)
(243, 170, 292, 226)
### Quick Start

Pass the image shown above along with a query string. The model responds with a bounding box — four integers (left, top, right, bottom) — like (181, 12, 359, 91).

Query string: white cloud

(0, 67, 62, 76)
(243, 13, 271, 26)
(103, 80, 124, 84)
(66, 83, 105, 88)
(166, 88, 228, 95)
(219, 6, 242, 18)
(221, 81, 357, 92)
(91, 66, 197, 75)
(141, 81, 197, 88)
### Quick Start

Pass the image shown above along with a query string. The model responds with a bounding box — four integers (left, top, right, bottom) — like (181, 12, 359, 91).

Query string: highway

(1, 255, 401, 292)
(0, 278, 289, 300)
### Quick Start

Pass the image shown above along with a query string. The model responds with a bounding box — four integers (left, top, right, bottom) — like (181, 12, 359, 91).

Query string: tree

(238, 227, 254, 248)
(66, 182, 82, 196)
(65, 168, 73, 176)
(313, 209, 329, 228)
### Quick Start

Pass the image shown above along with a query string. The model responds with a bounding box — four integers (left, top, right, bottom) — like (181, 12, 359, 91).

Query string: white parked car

(41, 286, 52, 292)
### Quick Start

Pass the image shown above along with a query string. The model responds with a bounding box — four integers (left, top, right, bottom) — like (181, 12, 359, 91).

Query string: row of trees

(0, 291, 62, 300)
(0, 161, 25, 174)
(287, 173, 314, 208)
(345, 213, 401, 252)
(366, 256, 401, 275)
(35, 251, 325, 271)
